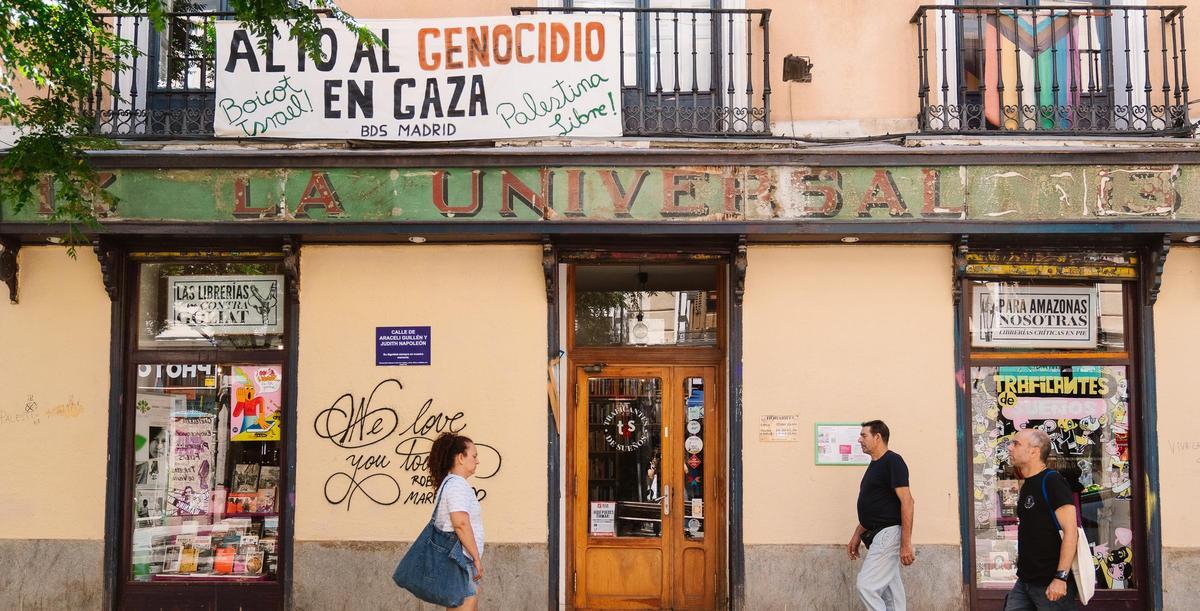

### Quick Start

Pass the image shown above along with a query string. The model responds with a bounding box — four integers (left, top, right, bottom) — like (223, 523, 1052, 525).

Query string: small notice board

(815, 422, 871, 466)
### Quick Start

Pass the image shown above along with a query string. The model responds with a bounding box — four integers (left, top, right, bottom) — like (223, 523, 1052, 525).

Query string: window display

(128, 258, 289, 587)
(131, 364, 283, 582)
(968, 278, 1136, 593)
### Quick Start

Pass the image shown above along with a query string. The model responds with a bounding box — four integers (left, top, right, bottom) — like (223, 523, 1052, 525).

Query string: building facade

(3, 1, 1200, 609)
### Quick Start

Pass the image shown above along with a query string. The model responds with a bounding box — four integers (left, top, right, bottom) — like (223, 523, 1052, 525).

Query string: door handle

(663, 484, 670, 516)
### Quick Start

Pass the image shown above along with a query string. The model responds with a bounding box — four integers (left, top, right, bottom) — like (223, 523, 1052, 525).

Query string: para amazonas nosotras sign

(2, 165, 1190, 223)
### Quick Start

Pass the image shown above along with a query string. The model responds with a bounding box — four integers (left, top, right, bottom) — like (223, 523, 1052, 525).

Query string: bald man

(1006, 429, 1079, 610)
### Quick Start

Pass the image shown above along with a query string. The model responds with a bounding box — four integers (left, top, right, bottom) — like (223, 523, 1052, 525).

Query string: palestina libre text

(220, 22, 607, 135)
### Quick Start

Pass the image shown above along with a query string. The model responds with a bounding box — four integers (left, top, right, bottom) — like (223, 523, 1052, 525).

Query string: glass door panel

(681, 375, 705, 541)
(587, 376, 664, 538)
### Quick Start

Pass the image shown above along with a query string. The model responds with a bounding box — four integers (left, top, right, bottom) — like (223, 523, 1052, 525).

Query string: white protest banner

(214, 16, 622, 141)
(972, 285, 1099, 349)
(167, 275, 283, 336)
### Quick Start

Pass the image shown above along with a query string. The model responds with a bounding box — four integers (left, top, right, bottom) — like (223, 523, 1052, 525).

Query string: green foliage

(0, 0, 374, 251)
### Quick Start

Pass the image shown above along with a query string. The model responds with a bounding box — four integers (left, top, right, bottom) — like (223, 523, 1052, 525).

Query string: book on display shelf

(233, 464, 261, 493)
(257, 465, 280, 491)
(255, 487, 277, 513)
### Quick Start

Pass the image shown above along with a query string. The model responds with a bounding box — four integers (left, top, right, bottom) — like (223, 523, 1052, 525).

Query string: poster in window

(972, 285, 1098, 349)
(166, 275, 283, 337)
(167, 415, 217, 516)
(230, 365, 282, 441)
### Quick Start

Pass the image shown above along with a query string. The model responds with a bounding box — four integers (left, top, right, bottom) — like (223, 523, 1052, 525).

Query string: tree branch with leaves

(0, 0, 374, 253)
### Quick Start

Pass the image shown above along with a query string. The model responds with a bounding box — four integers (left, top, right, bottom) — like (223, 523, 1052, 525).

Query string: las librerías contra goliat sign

(214, 16, 622, 140)
(167, 275, 284, 337)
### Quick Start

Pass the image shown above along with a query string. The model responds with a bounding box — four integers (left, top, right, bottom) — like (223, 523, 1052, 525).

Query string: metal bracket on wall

(1143, 235, 1171, 306)
(733, 236, 747, 306)
(0, 237, 19, 304)
(92, 237, 121, 302)
(282, 237, 301, 304)
(543, 237, 556, 306)
(953, 235, 970, 305)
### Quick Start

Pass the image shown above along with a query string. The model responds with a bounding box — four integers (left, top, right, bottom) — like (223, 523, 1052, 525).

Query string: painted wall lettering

(313, 379, 503, 510)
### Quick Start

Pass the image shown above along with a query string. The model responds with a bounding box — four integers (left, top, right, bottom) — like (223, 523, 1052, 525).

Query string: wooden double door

(571, 365, 723, 610)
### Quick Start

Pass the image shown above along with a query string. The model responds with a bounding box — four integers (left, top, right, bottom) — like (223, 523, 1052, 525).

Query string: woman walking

(429, 432, 485, 610)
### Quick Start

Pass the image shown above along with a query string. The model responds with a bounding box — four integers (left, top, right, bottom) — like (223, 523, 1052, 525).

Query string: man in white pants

(848, 420, 916, 611)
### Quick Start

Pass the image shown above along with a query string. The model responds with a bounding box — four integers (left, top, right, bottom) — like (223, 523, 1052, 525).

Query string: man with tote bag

(1006, 429, 1096, 610)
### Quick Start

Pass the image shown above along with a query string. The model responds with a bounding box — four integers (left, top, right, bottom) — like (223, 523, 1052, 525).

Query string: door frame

(563, 262, 728, 609)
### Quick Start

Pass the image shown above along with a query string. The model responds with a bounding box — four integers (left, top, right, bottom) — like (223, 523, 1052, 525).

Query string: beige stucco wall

(0, 247, 110, 539)
(294, 244, 548, 543)
(1152, 246, 1200, 549)
(742, 245, 959, 545)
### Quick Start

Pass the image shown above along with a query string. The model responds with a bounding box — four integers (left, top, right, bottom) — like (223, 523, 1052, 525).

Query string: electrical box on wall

(783, 55, 812, 82)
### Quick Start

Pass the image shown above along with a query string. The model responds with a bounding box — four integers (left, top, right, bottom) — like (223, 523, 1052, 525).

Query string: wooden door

(572, 365, 721, 610)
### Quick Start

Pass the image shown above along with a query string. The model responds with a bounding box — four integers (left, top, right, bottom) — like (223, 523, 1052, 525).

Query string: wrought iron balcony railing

(86, 11, 226, 138)
(911, 4, 1191, 135)
(83, 8, 770, 139)
(513, 6, 771, 137)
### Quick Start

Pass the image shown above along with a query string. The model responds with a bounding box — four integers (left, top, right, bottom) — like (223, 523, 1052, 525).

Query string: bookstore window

(128, 258, 287, 585)
(964, 251, 1140, 601)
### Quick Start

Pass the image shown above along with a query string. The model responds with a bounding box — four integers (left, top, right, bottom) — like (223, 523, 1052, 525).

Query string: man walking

(848, 420, 915, 611)
(1005, 429, 1079, 610)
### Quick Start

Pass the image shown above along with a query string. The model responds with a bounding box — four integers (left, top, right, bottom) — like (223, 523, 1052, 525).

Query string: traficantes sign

(214, 16, 622, 140)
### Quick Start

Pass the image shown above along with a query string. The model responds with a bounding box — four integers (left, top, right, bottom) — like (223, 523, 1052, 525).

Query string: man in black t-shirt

(848, 420, 915, 611)
(1006, 428, 1079, 610)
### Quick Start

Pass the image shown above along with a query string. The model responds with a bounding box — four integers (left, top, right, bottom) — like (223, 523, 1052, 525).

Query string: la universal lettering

(214, 16, 621, 141)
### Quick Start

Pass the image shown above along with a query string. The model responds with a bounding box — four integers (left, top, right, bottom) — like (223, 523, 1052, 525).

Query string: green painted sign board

(1, 164, 1191, 223)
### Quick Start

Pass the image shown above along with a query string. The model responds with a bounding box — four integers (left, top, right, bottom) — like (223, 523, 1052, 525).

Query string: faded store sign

(3, 165, 1190, 223)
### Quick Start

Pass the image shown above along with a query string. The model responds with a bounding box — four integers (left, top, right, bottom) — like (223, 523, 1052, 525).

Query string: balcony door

(562, 0, 767, 135)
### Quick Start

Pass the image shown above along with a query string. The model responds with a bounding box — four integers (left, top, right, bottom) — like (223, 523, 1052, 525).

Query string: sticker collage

(971, 365, 1134, 590)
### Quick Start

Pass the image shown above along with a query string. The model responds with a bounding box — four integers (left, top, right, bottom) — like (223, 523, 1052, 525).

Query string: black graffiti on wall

(313, 378, 503, 510)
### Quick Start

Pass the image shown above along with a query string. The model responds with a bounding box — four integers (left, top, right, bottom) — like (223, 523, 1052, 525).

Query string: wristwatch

(1053, 570, 1070, 582)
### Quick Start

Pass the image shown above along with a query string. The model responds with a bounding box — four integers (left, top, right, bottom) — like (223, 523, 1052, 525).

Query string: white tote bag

(1044, 472, 1096, 605)
(1059, 524, 1096, 605)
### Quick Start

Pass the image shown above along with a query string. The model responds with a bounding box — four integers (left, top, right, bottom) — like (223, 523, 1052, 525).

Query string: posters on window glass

(590, 502, 616, 537)
(972, 285, 1099, 349)
(167, 415, 218, 517)
(971, 365, 1134, 589)
(230, 365, 282, 441)
(135, 392, 184, 524)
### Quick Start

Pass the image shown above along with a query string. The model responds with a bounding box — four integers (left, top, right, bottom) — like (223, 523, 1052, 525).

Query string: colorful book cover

(230, 365, 282, 441)
(177, 544, 198, 573)
(244, 551, 265, 575)
(214, 547, 236, 574)
(233, 553, 248, 574)
(263, 516, 279, 538)
(255, 487, 277, 513)
(226, 492, 257, 514)
(232, 464, 261, 493)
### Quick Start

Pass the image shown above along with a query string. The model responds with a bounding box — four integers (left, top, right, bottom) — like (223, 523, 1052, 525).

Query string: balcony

(512, 6, 771, 136)
(911, 4, 1191, 135)
(83, 7, 771, 139)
